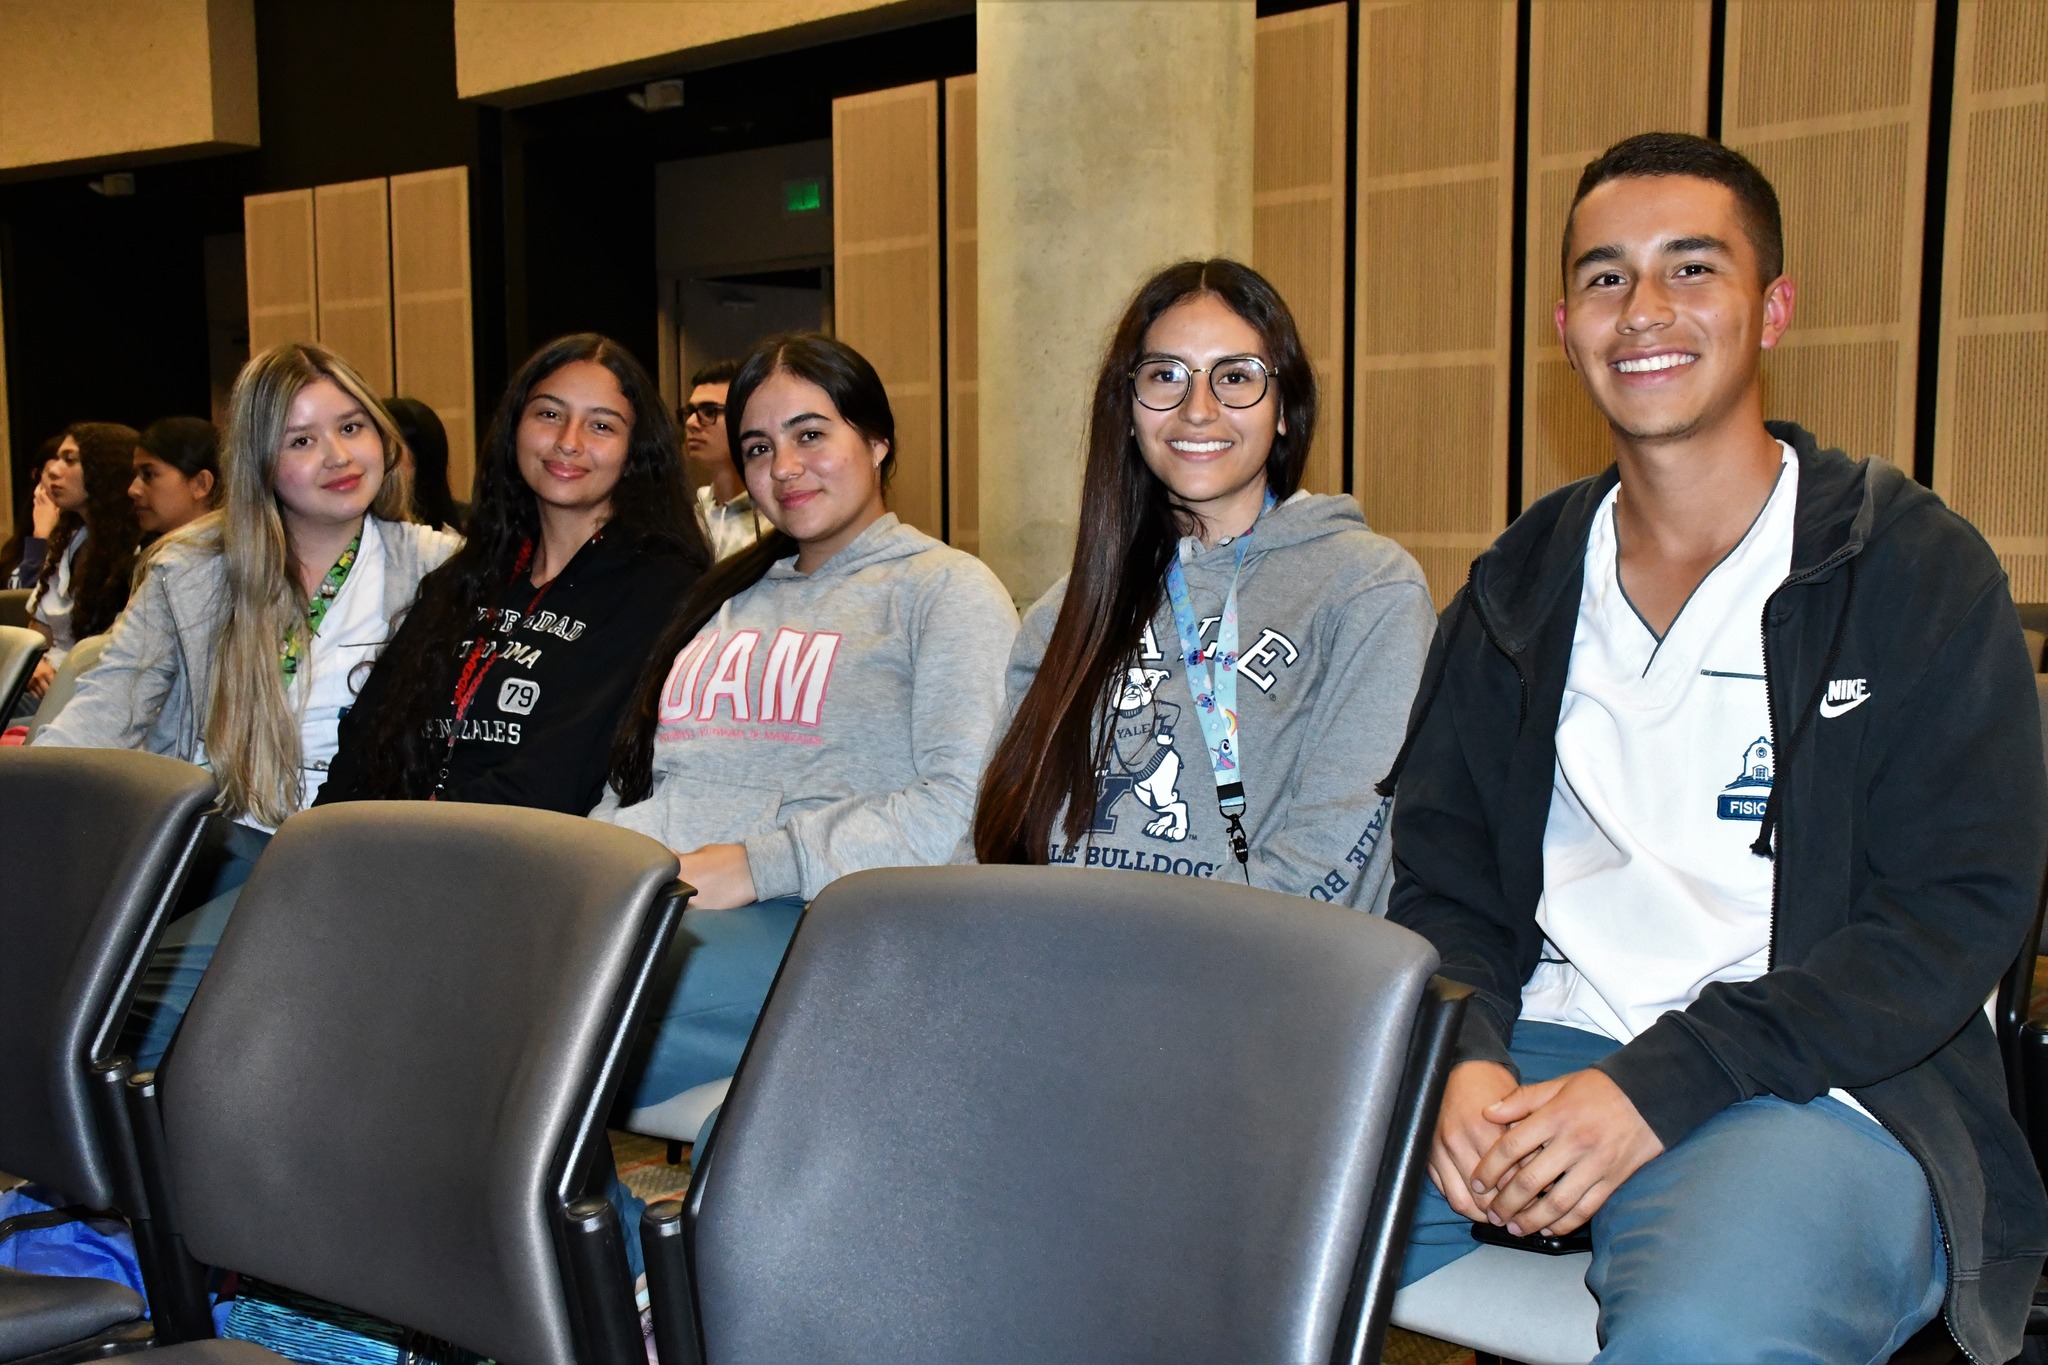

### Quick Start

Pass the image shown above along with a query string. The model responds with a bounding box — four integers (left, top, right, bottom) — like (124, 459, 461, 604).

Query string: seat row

(0, 746, 1465, 1365)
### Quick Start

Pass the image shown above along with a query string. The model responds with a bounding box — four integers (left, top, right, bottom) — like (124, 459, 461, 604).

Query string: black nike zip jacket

(1382, 423, 2048, 1362)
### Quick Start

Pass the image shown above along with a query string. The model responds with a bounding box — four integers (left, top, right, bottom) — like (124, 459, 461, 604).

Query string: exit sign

(783, 179, 824, 215)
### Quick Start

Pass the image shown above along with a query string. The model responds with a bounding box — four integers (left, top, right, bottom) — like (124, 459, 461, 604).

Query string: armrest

(641, 1200, 704, 1365)
(121, 1069, 213, 1343)
(562, 1196, 644, 1365)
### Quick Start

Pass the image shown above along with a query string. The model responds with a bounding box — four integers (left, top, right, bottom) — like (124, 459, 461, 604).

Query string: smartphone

(1470, 1220, 1593, 1256)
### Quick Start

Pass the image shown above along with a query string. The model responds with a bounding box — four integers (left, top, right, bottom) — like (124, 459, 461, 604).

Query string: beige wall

(454, 0, 962, 105)
(0, 0, 257, 176)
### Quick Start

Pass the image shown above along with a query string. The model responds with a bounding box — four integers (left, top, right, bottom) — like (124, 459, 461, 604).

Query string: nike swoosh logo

(1818, 694, 1869, 718)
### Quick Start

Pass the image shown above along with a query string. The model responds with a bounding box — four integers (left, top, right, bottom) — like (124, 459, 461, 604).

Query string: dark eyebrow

(781, 411, 833, 431)
(528, 391, 630, 423)
(285, 405, 366, 435)
(1664, 234, 1733, 257)
(1570, 243, 1625, 275)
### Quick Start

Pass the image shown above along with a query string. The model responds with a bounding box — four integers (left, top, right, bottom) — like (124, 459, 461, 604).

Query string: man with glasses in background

(681, 359, 765, 559)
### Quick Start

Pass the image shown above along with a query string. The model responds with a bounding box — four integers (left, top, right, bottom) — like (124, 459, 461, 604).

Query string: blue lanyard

(1163, 493, 1273, 874)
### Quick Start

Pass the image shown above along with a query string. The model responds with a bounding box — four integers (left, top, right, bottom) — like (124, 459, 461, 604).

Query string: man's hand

(23, 658, 54, 700)
(1428, 1060, 1521, 1221)
(1469, 1067, 1664, 1237)
(29, 482, 58, 539)
(673, 842, 758, 910)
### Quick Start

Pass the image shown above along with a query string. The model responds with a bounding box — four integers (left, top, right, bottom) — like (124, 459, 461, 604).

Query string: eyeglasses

(1128, 355, 1273, 412)
(680, 401, 726, 425)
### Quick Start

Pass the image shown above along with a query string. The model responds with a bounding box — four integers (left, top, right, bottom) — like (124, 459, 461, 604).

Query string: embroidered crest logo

(1717, 735, 1773, 821)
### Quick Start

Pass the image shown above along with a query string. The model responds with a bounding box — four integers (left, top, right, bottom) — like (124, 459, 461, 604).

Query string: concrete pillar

(977, 0, 1256, 602)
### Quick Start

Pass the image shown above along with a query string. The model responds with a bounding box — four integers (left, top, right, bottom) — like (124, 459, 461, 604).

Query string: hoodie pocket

(644, 770, 787, 850)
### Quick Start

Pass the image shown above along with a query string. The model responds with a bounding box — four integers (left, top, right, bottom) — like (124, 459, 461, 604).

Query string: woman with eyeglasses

(973, 258, 1434, 909)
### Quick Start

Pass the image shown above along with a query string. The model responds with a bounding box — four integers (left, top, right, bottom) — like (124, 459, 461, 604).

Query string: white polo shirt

(1523, 446, 1826, 1086)
(296, 517, 387, 800)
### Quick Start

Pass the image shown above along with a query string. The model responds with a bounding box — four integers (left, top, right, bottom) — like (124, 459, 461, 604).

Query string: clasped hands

(1428, 1060, 1665, 1238)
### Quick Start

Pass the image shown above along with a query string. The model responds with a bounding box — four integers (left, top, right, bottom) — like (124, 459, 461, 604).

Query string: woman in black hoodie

(321, 334, 710, 812)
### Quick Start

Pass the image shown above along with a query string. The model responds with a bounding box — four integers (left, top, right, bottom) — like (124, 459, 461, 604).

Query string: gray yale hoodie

(1002, 493, 1434, 908)
(591, 515, 1020, 900)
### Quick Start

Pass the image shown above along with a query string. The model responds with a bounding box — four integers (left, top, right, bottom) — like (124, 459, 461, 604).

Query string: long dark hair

(40, 422, 146, 638)
(137, 416, 222, 502)
(973, 259, 1317, 864)
(385, 396, 462, 532)
(607, 331, 895, 805)
(345, 333, 709, 799)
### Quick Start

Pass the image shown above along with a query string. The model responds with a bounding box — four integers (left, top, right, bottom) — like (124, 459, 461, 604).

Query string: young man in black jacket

(1386, 132, 2048, 1362)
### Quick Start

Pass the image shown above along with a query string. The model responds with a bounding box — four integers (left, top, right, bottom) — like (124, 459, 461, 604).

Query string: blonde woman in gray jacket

(597, 333, 1017, 1140)
(36, 342, 458, 1068)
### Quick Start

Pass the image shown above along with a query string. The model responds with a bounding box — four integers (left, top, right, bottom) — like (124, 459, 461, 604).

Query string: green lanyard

(281, 532, 361, 682)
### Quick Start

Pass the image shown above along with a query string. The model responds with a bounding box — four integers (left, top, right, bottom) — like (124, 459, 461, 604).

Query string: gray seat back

(0, 589, 29, 629)
(0, 749, 214, 1206)
(691, 865, 1443, 1365)
(158, 802, 680, 1365)
(28, 633, 109, 740)
(0, 625, 48, 720)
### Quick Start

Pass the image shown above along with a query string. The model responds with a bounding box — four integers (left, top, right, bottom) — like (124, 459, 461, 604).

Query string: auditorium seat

(640, 865, 1467, 1365)
(123, 802, 688, 1365)
(0, 748, 215, 1358)
(0, 627, 46, 722)
(0, 591, 28, 631)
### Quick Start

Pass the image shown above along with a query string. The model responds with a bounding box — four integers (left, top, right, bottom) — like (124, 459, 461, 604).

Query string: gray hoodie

(1001, 492, 1433, 909)
(34, 516, 458, 760)
(591, 514, 1019, 900)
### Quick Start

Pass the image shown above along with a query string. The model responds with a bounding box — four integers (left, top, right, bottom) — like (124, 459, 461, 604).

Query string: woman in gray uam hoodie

(596, 333, 1017, 1138)
(975, 260, 1433, 910)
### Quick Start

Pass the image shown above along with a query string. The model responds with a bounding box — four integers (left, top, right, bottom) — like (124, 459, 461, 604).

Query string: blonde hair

(206, 343, 414, 825)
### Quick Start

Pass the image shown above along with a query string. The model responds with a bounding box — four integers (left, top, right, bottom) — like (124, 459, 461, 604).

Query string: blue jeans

(117, 825, 270, 1073)
(1399, 1021, 1946, 1363)
(620, 895, 806, 1111)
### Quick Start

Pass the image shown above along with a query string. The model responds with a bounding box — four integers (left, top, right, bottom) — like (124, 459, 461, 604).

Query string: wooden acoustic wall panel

(1935, 1, 2048, 598)
(1523, 1, 1711, 502)
(946, 76, 979, 555)
(1355, 0, 1517, 605)
(313, 178, 395, 396)
(1723, 0, 1934, 468)
(1254, 3, 1348, 497)
(244, 188, 318, 357)
(390, 168, 478, 502)
(834, 83, 943, 540)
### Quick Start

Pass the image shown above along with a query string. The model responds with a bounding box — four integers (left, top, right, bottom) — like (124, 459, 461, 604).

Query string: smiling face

(737, 369, 889, 569)
(270, 378, 386, 532)
(1557, 174, 1794, 446)
(129, 448, 215, 534)
(516, 359, 634, 522)
(46, 437, 87, 513)
(1132, 292, 1284, 539)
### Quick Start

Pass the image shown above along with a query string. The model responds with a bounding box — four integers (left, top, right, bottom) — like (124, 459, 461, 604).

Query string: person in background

(1385, 133, 2045, 1362)
(129, 417, 221, 538)
(35, 342, 458, 1071)
(386, 395, 466, 533)
(681, 359, 765, 558)
(0, 436, 60, 587)
(322, 335, 710, 814)
(17, 423, 145, 705)
(974, 259, 1433, 908)
(599, 332, 1017, 1143)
